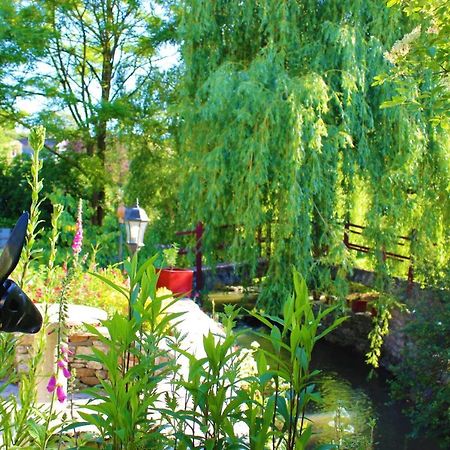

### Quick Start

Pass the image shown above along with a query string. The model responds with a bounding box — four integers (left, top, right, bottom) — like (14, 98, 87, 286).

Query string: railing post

(195, 222, 204, 293)
(407, 265, 414, 298)
(407, 228, 416, 298)
(344, 222, 349, 247)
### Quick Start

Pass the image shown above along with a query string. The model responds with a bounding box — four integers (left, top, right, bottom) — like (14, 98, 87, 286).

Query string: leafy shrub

(390, 298, 450, 447)
(26, 265, 129, 316)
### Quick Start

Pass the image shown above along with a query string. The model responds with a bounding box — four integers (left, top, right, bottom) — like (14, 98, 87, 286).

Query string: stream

(237, 330, 438, 450)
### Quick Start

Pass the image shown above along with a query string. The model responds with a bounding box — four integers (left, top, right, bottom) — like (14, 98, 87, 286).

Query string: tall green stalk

(0, 129, 71, 448)
(19, 125, 45, 287)
(1, 126, 46, 447)
(249, 270, 347, 449)
(39, 203, 64, 450)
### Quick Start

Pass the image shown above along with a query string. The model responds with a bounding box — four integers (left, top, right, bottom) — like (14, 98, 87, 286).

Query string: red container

(156, 268, 194, 297)
(351, 299, 368, 313)
(351, 299, 377, 316)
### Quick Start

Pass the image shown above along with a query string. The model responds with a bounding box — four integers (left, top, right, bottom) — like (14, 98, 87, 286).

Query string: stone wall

(317, 288, 445, 369)
(16, 326, 110, 388)
(14, 298, 225, 390)
(67, 328, 109, 387)
(318, 305, 405, 368)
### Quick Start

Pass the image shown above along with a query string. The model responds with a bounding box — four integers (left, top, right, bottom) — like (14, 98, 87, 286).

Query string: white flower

(384, 26, 421, 64)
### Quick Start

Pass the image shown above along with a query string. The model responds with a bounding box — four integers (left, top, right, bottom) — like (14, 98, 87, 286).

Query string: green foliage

(365, 294, 404, 368)
(48, 203, 64, 271)
(157, 270, 346, 449)
(379, 0, 450, 125)
(124, 72, 186, 257)
(18, 126, 45, 286)
(0, 1, 49, 116)
(1, 0, 177, 225)
(77, 253, 180, 449)
(26, 265, 129, 316)
(165, 306, 247, 449)
(76, 263, 346, 449)
(178, 0, 449, 315)
(163, 242, 180, 267)
(0, 154, 32, 225)
(0, 144, 76, 449)
(0, 150, 96, 228)
(390, 298, 450, 447)
(247, 271, 347, 449)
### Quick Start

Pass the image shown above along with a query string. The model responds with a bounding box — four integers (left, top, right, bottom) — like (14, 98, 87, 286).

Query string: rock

(74, 368, 95, 377)
(86, 361, 103, 370)
(95, 370, 108, 379)
(17, 363, 29, 373)
(69, 335, 91, 344)
(80, 376, 100, 386)
(76, 346, 94, 356)
(17, 333, 35, 345)
(70, 363, 85, 369)
(15, 346, 28, 354)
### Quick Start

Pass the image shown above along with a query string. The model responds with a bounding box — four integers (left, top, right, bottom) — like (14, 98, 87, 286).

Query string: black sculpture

(0, 213, 42, 333)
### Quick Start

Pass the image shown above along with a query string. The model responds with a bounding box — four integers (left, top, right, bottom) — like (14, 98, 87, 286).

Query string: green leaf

(89, 272, 128, 299)
(270, 325, 282, 353)
(386, 0, 401, 7)
(315, 316, 348, 342)
(135, 254, 158, 285)
(295, 425, 313, 449)
(380, 96, 406, 109)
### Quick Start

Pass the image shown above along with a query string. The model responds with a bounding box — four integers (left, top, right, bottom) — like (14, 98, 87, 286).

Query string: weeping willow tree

(178, 0, 449, 314)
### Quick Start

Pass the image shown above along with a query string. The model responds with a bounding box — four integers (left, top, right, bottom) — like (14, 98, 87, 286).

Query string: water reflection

(310, 341, 436, 450)
(308, 375, 375, 449)
(237, 329, 435, 450)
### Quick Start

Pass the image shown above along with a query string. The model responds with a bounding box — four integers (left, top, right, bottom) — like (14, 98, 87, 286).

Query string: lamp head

(124, 201, 149, 254)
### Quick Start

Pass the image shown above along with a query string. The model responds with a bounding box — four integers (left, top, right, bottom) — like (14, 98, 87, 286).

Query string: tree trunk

(91, 122, 107, 226)
(91, 1, 114, 226)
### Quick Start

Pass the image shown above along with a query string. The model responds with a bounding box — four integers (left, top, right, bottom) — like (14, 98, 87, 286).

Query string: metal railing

(343, 222, 414, 295)
(175, 222, 415, 295)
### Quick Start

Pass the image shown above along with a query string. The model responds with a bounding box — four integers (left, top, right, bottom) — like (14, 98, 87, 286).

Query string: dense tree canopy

(0, 2, 48, 118)
(377, 0, 449, 125)
(1, 0, 174, 224)
(0, 0, 448, 316)
(178, 0, 449, 311)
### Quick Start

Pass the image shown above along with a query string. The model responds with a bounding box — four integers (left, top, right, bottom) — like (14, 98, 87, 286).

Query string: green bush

(27, 265, 129, 316)
(390, 298, 450, 447)
(76, 262, 346, 449)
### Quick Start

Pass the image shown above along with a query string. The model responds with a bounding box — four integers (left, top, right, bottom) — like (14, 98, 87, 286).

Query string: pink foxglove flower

(47, 375, 57, 393)
(72, 199, 83, 256)
(60, 343, 73, 355)
(56, 384, 67, 403)
(62, 366, 71, 378)
(57, 359, 71, 378)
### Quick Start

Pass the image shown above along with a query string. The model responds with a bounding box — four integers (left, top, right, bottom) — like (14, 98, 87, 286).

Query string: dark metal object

(0, 212, 42, 333)
(175, 222, 204, 294)
(344, 222, 414, 296)
(176, 221, 416, 297)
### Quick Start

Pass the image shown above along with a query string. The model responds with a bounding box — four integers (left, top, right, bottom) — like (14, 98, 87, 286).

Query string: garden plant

(0, 0, 448, 446)
(0, 127, 349, 447)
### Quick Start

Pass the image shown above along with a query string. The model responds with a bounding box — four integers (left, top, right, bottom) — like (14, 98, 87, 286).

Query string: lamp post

(124, 200, 149, 255)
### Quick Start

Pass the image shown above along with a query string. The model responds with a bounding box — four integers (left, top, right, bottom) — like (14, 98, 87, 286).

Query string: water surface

(238, 329, 438, 449)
